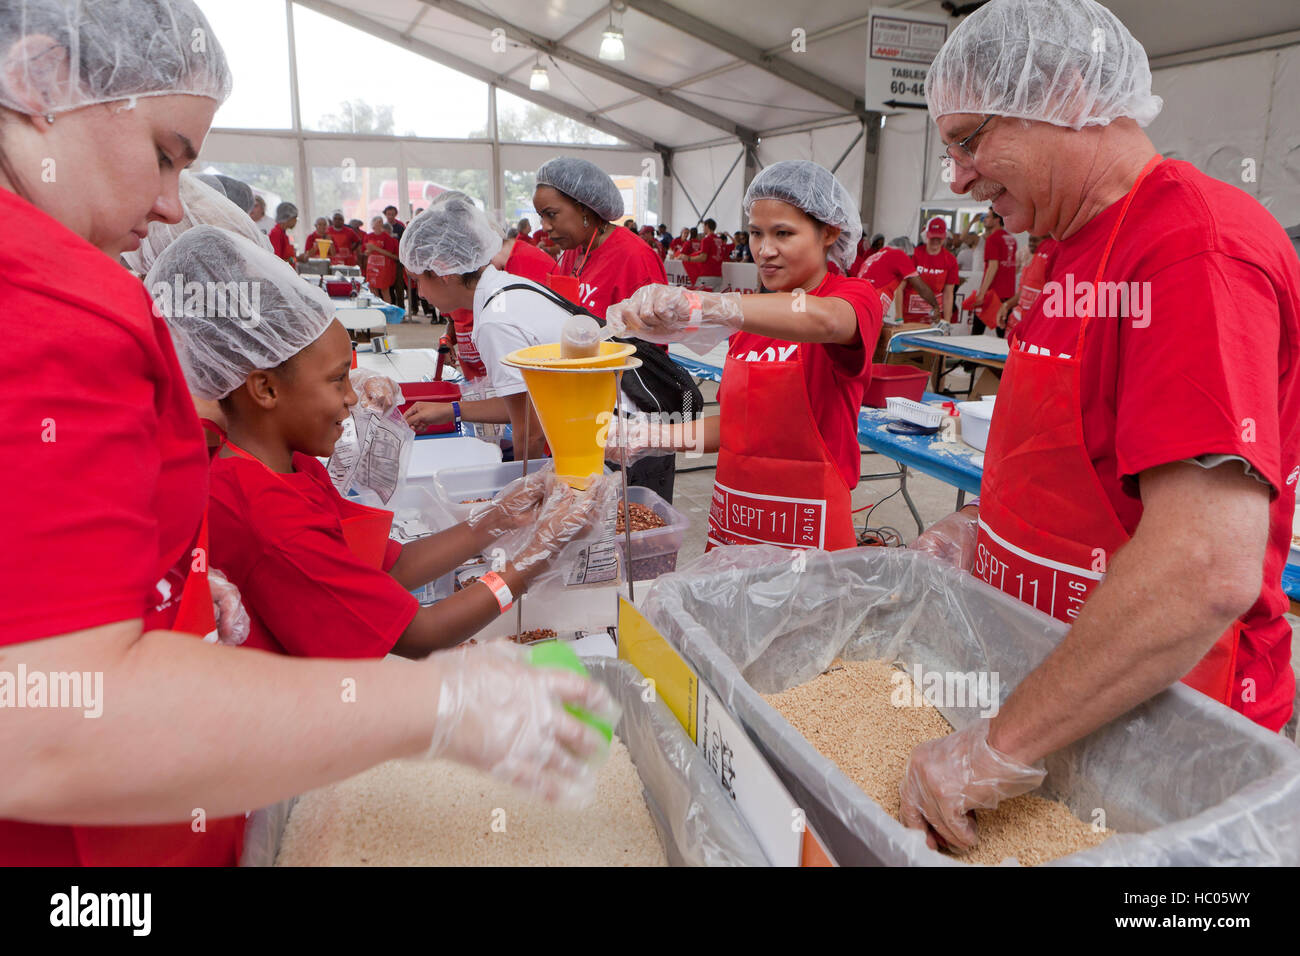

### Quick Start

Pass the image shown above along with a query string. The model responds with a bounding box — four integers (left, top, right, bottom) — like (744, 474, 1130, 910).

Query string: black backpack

(480, 282, 704, 421)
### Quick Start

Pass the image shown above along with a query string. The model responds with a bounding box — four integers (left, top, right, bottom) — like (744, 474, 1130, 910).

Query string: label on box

(564, 510, 619, 586)
(708, 481, 826, 549)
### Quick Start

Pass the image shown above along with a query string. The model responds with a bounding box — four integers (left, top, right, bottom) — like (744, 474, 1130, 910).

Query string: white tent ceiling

(297, 0, 1300, 152)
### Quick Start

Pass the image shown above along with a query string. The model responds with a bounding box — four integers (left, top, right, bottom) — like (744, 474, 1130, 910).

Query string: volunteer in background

(515, 217, 534, 242)
(532, 155, 676, 500)
(363, 216, 400, 304)
(997, 234, 1058, 338)
(269, 201, 300, 264)
(152, 226, 610, 658)
(860, 236, 940, 322)
(399, 197, 566, 459)
(0, 0, 614, 867)
(249, 194, 271, 234)
(904, 0, 1298, 853)
(970, 208, 1017, 337)
(383, 205, 407, 310)
(384, 204, 406, 238)
(605, 160, 882, 551)
(668, 227, 689, 257)
(327, 209, 361, 266)
(907, 217, 961, 324)
(683, 217, 725, 291)
(306, 216, 332, 258)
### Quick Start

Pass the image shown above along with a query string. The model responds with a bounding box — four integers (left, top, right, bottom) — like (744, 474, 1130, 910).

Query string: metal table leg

(898, 464, 925, 535)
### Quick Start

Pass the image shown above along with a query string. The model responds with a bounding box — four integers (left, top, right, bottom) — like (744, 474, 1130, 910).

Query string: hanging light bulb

(529, 57, 550, 91)
(598, 12, 625, 61)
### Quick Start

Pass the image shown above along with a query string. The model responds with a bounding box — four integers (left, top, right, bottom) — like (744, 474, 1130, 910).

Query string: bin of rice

(641, 545, 1300, 866)
(240, 658, 769, 866)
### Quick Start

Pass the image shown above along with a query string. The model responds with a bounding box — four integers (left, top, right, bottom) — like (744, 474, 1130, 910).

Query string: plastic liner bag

(328, 400, 413, 505)
(641, 545, 1300, 866)
(241, 656, 767, 866)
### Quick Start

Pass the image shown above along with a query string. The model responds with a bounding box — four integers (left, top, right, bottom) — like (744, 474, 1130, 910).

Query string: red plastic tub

(862, 364, 928, 407)
(397, 381, 462, 435)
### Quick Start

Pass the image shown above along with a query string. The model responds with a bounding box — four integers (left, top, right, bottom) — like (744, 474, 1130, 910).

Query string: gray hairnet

(743, 160, 862, 272)
(887, 236, 914, 255)
(535, 157, 624, 222)
(0, 0, 232, 117)
(212, 174, 254, 213)
(926, 0, 1163, 130)
(122, 171, 272, 274)
(146, 225, 335, 400)
(399, 194, 502, 276)
(275, 201, 298, 223)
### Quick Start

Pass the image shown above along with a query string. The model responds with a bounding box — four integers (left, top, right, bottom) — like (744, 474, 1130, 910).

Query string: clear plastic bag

(642, 545, 1300, 866)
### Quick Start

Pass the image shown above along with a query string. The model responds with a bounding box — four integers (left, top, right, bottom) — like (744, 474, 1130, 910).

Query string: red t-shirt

(699, 233, 723, 277)
(506, 236, 557, 285)
(722, 272, 882, 489)
(982, 228, 1018, 299)
(0, 187, 243, 866)
(669, 237, 686, 256)
(858, 247, 918, 312)
(907, 246, 960, 320)
(1014, 159, 1299, 730)
(327, 225, 361, 263)
(1008, 238, 1059, 334)
(552, 223, 668, 318)
(270, 223, 295, 263)
(208, 452, 416, 658)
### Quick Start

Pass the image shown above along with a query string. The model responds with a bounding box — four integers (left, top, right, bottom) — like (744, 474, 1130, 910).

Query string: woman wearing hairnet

(150, 226, 612, 661)
(269, 200, 302, 264)
(606, 160, 884, 551)
(532, 156, 679, 501)
(898, 0, 1299, 855)
(0, 0, 615, 867)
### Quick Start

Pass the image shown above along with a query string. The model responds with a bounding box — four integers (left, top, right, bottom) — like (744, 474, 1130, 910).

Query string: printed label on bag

(708, 481, 826, 549)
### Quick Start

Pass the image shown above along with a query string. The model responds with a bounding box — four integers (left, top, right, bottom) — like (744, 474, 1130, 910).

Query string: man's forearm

(978, 261, 997, 297)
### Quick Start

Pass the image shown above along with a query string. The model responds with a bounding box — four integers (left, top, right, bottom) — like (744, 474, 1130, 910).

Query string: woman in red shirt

(363, 215, 400, 303)
(0, 0, 613, 867)
(150, 227, 611, 660)
(270, 201, 301, 264)
(607, 160, 883, 551)
(532, 156, 676, 500)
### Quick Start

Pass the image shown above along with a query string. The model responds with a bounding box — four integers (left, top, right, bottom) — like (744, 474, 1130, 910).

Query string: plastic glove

(349, 368, 402, 413)
(606, 284, 744, 344)
(898, 722, 1046, 853)
(466, 465, 556, 535)
(909, 507, 979, 571)
(424, 640, 620, 804)
(601, 412, 674, 465)
(209, 568, 250, 647)
(513, 471, 617, 576)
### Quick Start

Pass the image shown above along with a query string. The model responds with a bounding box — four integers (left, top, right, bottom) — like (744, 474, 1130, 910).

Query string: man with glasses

(901, 0, 1299, 856)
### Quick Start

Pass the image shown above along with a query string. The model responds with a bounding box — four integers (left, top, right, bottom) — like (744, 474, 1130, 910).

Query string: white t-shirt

(471, 265, 572, 398)
(251, 214, 273, 235)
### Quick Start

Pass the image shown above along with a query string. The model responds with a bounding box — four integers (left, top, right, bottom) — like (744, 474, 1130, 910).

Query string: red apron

(707, 325, 856, 552)
(973, 155, 1239, 707)
(71, 510, 248, 866)
(963, 290, 1003, 330)
(450, 307, 488, 380)
(365, 239, 396, 290)
(327, 228, 357, 266)
(213, 427, 394, 570)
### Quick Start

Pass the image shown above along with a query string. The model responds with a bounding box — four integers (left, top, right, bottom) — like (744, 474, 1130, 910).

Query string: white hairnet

(926, 0, 1162, 130)
(122, 170, 272, 274)
(275, 201, 298, 223)
(399, 194, 502, 276)
(743, 160, 862, 272)
(0, 0, 232, 117)
(146, 225, 335, 400)
(887, 236, 914, 255)
(535, 157, 624, 222)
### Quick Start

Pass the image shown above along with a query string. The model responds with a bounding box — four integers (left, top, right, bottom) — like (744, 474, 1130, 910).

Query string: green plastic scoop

(528, 641, 613, 743)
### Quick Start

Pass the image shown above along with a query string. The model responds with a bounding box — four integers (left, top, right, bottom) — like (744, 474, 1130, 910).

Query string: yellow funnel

(503, 342, 639, 487)
(315, 238, 333, 258)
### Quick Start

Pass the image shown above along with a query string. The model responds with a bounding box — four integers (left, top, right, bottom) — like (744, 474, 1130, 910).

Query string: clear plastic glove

(899, 722, 1046, 853)
(601, 412, 674, 465)
(349, 368, 402, 413)
(466, 465, 556, 535)
(209, 568, 250, 646)
(513, 471, 617, 576)
(909, 507, 979, 571)
(605, 284, 743, 345)
(424, 641, 620, 804)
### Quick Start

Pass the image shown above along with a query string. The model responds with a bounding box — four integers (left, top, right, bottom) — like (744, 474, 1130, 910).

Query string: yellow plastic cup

(505, 342, 635, 487)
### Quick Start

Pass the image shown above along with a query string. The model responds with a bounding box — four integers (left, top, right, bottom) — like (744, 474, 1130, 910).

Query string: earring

(583, 217, 589, 227)
(44, 113, 55, 124)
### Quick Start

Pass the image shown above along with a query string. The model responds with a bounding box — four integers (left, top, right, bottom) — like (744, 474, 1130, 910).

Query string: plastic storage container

(862, 364, 929, 407)
(956, 399, 994, 451)
(616, 486, 690, 582)
(239, 657, 770, 867)
(431, 459, 555, 522)
(643, 546, 1300, 866)
(398, 381, 462, 436)
(884, 396, 944, 428)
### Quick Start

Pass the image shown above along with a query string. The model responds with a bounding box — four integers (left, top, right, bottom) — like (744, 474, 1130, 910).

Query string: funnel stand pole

(615, 371, 635, 603)
(516, 407, 529, 635)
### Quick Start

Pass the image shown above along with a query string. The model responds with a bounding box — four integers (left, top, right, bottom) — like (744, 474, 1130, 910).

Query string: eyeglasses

(939, 114, 996, 170)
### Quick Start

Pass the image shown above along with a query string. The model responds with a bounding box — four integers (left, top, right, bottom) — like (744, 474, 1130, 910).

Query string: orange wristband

(478, 571, 514, 613)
